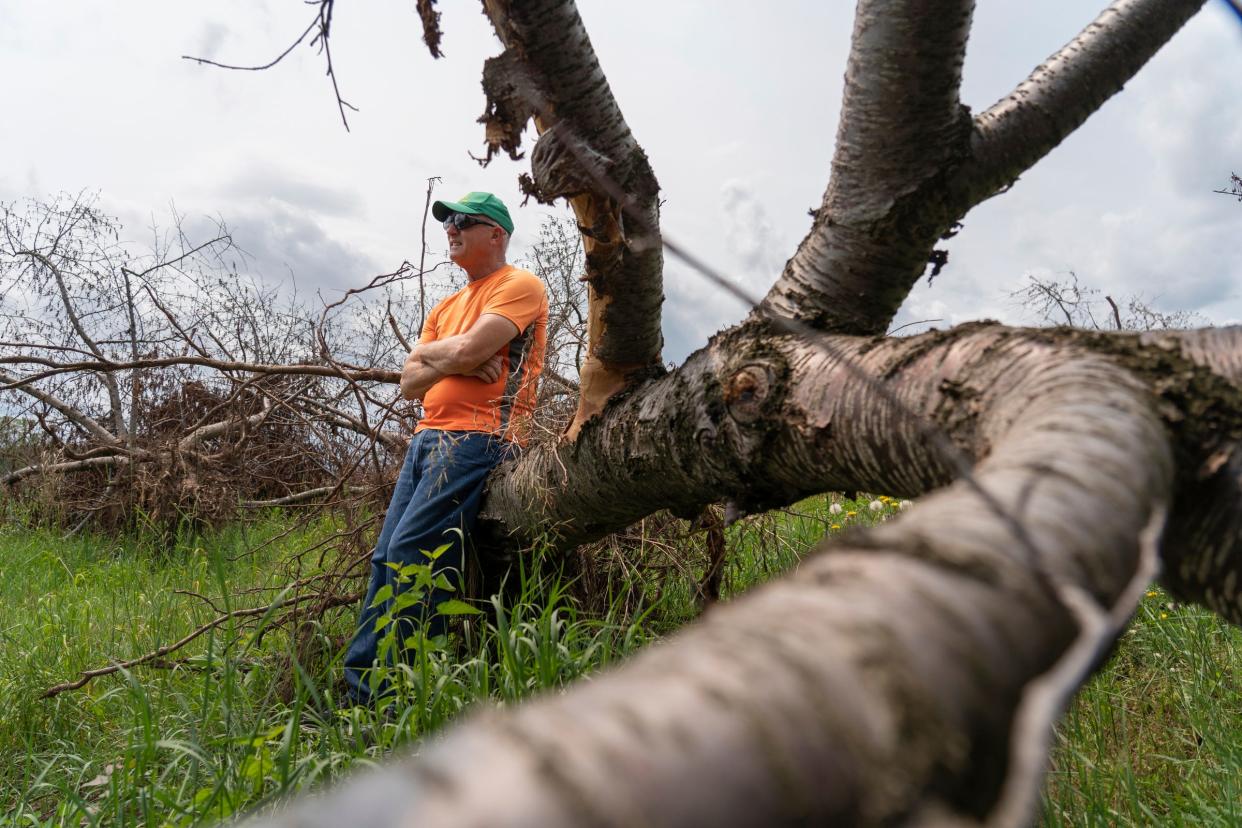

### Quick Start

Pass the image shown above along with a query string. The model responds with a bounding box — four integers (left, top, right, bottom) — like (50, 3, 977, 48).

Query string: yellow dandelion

(1145, 590, 1158, 598)
(1160, 612, 1168, 619)
(846, 511, 857, 517)
(831, 524, 841, 530)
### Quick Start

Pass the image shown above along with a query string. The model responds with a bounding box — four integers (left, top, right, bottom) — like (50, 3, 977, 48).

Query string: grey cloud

(720, 180, 787, 282)
(221, 163, 365, 219)
(1126, 12, 1242, 197)
(652, 179, 791, 363)
(193, 202, 381, 297)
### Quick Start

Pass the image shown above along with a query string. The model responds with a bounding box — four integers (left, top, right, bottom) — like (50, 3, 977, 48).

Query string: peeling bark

(479, 0, 665, 433)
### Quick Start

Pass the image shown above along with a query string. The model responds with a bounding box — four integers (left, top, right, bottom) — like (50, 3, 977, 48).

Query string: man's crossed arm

(400, 313, 519, 401)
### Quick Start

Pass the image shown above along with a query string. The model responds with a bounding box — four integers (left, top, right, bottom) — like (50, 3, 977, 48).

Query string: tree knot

(724, 364, 773, 424)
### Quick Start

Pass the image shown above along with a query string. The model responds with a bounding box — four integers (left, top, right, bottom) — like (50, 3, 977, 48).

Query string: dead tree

(1012, 271, 1207, 332)
(0, 193, 411, 529)
(242, 0, 1242, 825)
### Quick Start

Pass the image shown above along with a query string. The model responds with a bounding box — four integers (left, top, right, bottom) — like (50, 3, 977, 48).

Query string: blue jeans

(344, 429, 508, 702)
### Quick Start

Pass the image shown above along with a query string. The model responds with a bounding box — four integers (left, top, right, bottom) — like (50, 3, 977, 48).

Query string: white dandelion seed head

(829, 503, 843, 515)
(869, 500, 883, 512)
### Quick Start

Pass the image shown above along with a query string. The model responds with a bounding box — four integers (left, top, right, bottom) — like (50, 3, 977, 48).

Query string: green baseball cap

(431, 191, 514, 234)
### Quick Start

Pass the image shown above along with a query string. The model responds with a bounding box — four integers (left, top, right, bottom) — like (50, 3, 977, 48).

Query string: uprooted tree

(0, 193, 417, 529)
(10, 0, 1241, 824)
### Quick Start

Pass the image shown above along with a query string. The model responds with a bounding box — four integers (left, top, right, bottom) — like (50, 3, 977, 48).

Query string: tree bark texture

(479, 0, 665, 433)
(260, 323, 1242, 827)
(757, 0, 1207, 336)
(482, 322, 1242, 622)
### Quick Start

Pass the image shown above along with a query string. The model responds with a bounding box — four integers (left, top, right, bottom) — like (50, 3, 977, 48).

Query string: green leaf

(393, 591, 425, 611)
(370, 584, 394, 606)
(436, 599, 483, 616)
(425, 542, 453, 561)
(398, 562, 427, 578)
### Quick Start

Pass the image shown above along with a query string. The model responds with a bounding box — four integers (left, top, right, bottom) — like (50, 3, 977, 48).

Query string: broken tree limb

(253, 334, 1185, 826)
(480, 0, 665, 434)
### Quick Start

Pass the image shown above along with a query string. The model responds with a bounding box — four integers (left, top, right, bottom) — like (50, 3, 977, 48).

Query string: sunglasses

(442, 213, 499, 231)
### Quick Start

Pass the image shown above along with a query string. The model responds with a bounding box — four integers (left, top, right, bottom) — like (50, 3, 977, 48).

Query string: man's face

(444, 212, 500, 267)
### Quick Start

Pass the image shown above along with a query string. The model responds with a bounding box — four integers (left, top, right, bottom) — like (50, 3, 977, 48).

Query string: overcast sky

(2, 1, 1239, 362)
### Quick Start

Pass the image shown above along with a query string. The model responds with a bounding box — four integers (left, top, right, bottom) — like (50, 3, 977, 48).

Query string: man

(344, 191, 548, 704)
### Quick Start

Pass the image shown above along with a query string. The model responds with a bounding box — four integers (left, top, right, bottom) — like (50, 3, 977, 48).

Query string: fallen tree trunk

(256, 323, 1242, 827)
(483, 324, 1242, 623)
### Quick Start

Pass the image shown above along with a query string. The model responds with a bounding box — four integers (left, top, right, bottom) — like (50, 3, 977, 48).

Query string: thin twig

(42, 590, 335, 698)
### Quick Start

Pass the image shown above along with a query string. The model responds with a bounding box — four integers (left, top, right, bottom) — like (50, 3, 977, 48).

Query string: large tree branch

(257, 328, 1196, 826)
(0, 354, 399, 390)
(757, 0, 1207, 336)
(481, 324, 1242, 621)
(478, 0, 665, 434)
(757, 0, 975, 334)
(949, 0, 1207, 209)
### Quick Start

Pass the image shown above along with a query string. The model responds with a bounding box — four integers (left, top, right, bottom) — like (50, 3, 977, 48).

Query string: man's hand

(464, 354, 503, 384)
(401, 351, 446, 401)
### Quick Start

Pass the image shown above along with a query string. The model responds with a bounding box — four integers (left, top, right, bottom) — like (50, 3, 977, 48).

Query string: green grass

(1043, 593, 1242, 825)
(0, 496, 1239, 825)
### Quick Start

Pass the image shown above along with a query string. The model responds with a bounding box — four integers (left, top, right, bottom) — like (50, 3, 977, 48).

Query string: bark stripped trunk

(478, 0, 665, 436)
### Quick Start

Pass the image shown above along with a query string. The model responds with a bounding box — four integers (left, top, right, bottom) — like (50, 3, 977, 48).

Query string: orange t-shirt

(415, 265, 548, 443)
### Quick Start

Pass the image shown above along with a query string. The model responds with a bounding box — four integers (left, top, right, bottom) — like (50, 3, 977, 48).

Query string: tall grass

(1, 496, 1239, 825)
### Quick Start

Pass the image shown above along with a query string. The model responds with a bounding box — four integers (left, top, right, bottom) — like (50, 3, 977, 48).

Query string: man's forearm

(414, 335, 477, 375)
(401, 355, 446, 401)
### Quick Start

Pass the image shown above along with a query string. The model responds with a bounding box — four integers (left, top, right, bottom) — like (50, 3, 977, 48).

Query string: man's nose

(445, 224, 460, 237)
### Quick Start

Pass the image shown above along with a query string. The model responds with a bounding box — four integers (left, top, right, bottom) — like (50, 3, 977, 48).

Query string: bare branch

(17, 249, 129, 437)
(757, 0, 976, 334)
(178, 404, 273, 452)
(0, 354, 400, 390)
(952, 0, 1207, 209)
(1105, 295, 1123, 330)
(240, 485, 348, 509)
(0, 367, 117, 444)
(181, 17, 319, 71)
(3, 453, 131, 487)
(41, 589, 362, 699)
(181, 0, 357, 131)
